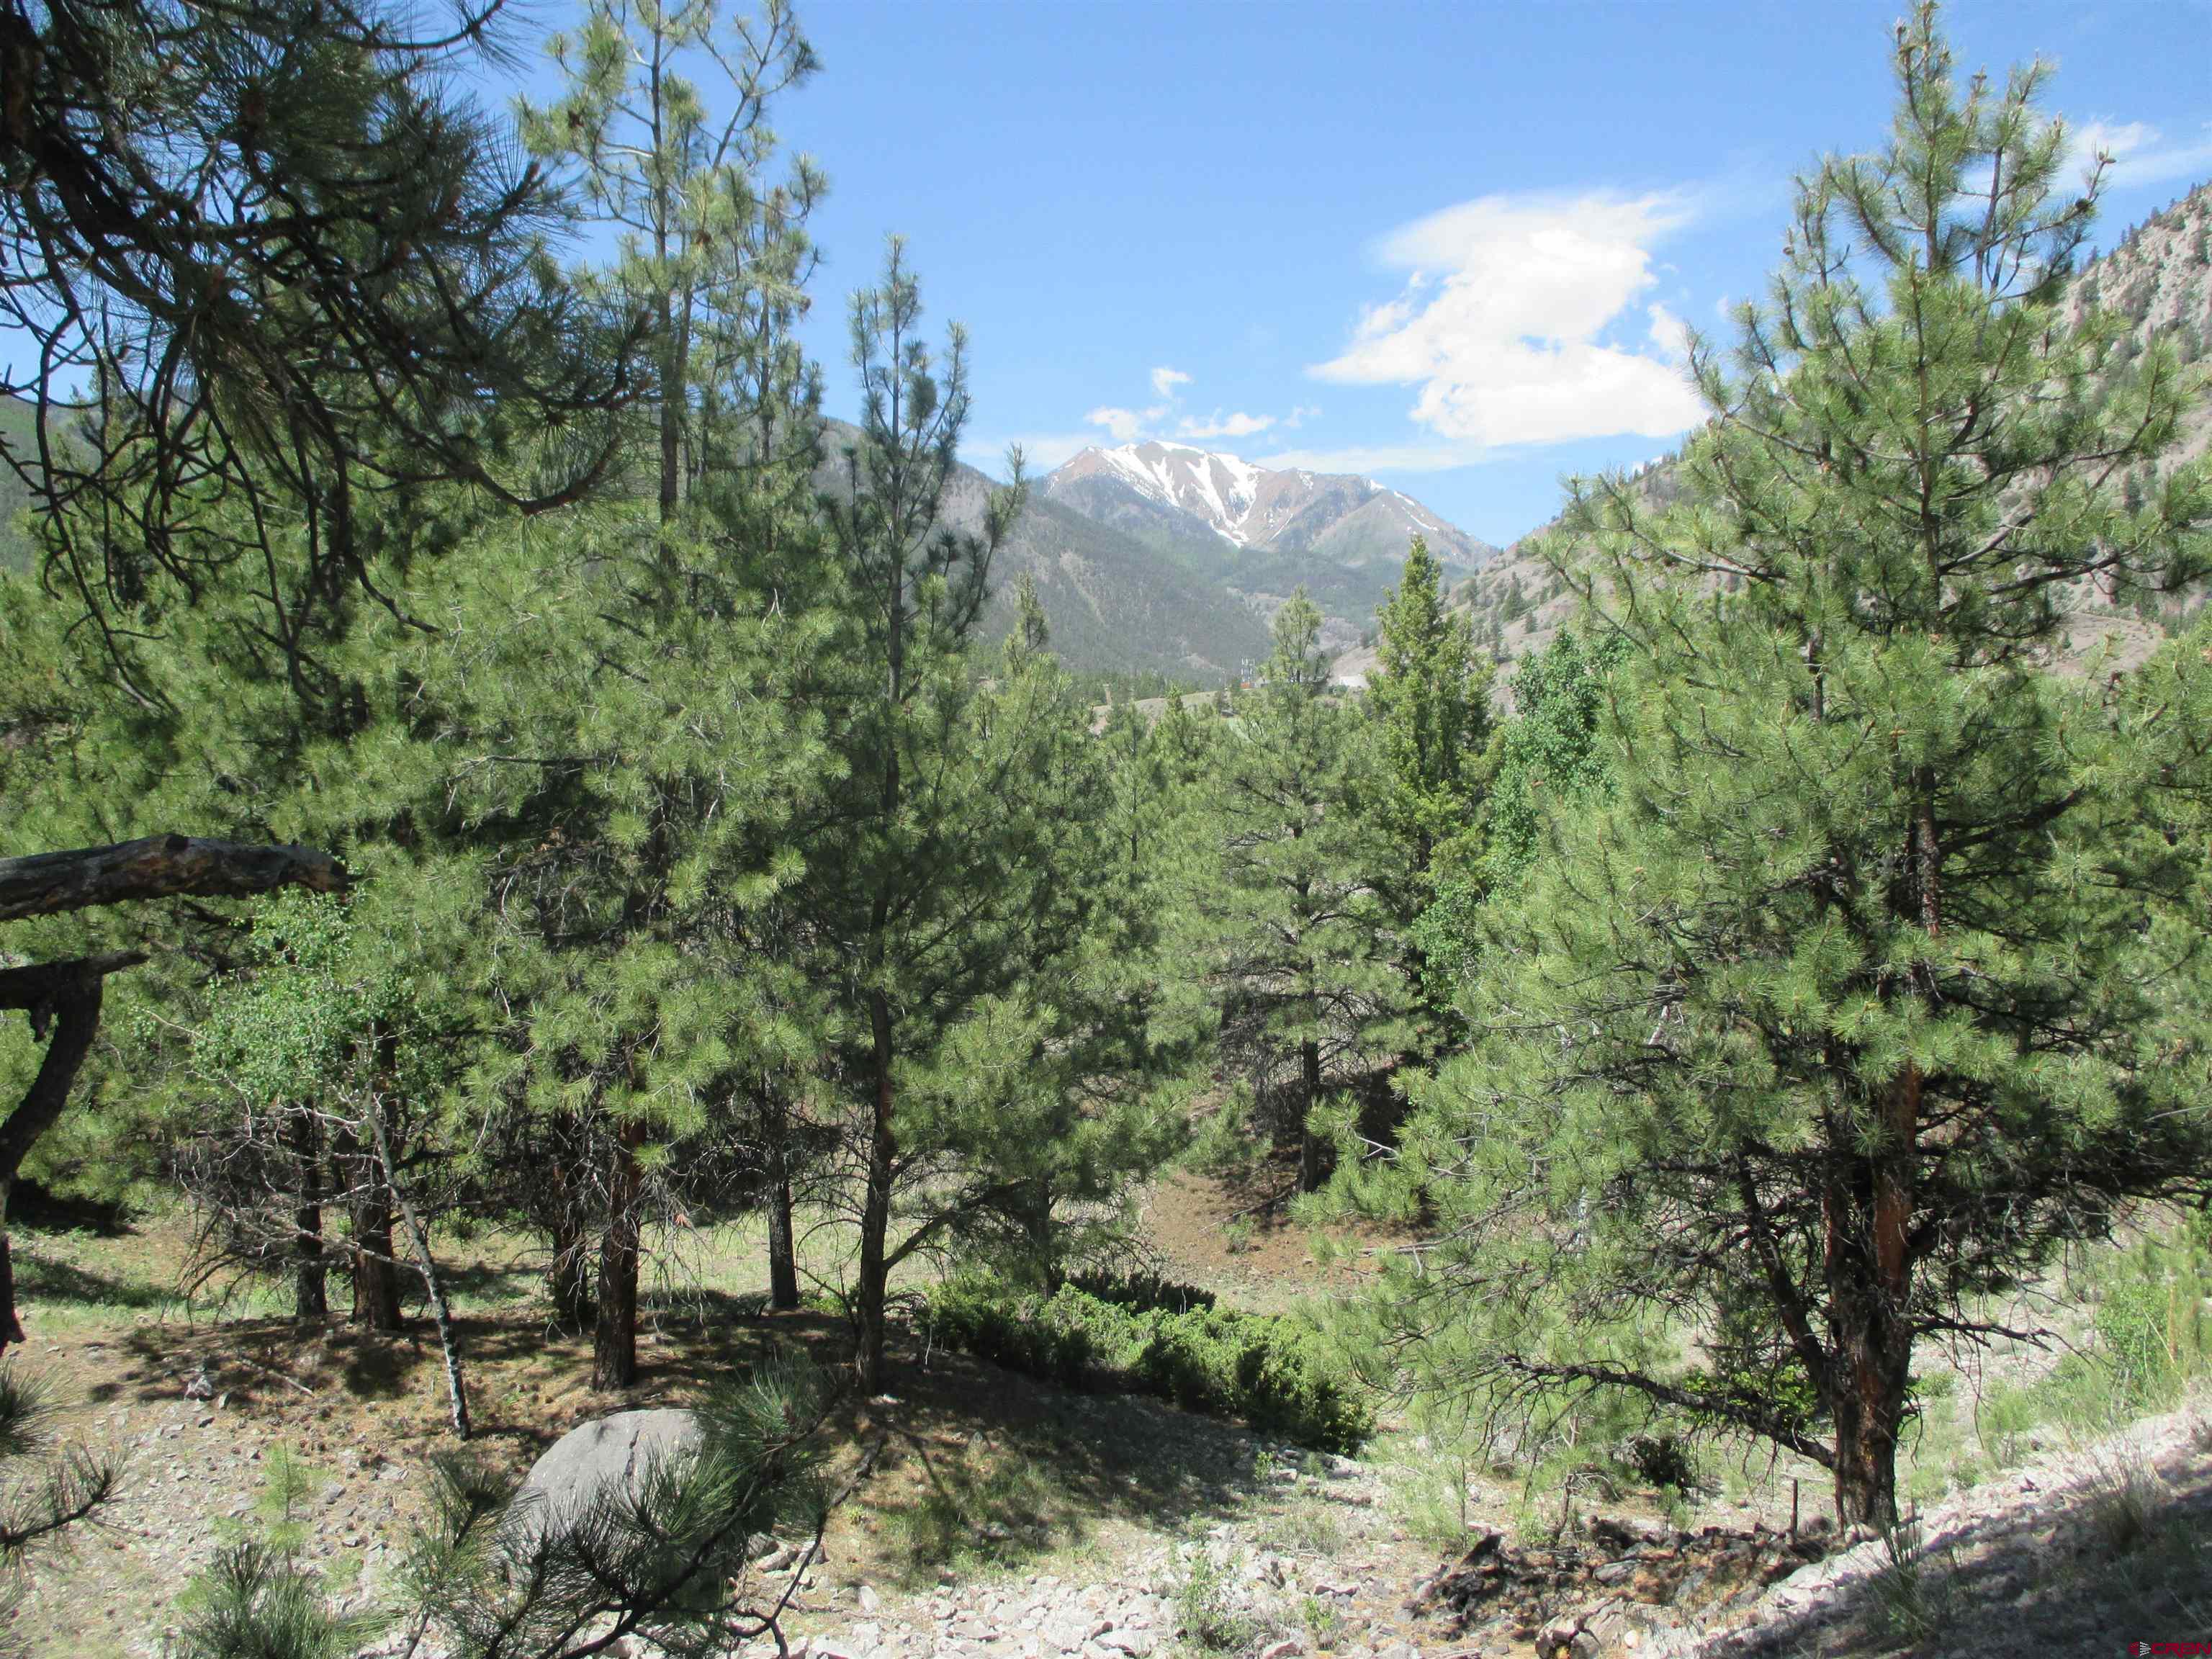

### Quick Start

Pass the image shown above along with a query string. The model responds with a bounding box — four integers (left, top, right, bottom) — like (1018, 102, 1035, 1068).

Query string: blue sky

(727, 0, 2212, 545)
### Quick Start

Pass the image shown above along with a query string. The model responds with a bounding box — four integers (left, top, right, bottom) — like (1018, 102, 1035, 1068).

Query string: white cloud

(1082, 371, 1299, 449)
(2064, 118, 2212, 192)
(1254, 441, 1478, 475)
(1282, 404, 1321, 430)
(1084, 405, 1155, 442)
(1179, 410, 1276, 439)
(1310, 189, 1707, 450)
(1645, 302, 1691, 361)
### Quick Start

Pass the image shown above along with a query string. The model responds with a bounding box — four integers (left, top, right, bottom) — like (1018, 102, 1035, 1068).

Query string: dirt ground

(4, 1177, 2203, 1659)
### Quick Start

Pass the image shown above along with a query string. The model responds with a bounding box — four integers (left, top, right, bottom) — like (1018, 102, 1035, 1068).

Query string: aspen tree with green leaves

(1376, 1, 2212, 1528)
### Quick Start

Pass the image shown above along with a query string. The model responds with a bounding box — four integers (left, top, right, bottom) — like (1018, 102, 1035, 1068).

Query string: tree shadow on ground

(95, 1287, 1277, 1588)
(1707, 1426, 2212, 1659)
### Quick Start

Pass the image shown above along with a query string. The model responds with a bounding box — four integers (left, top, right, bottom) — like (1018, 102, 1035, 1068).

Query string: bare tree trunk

(0, 1174, 19, 1355)
(854, 992, 897, 1393)
(762, 1091, 801, 1312)
(1016, 1179, 1058, 1291)
(765, 1177, 800, 1314)
(593, 1120, 644, 1390)
(367, 1097, 468, 1439)
(540, 1116, 595, 1331)
(0, 955, 139, 1353)
(549, 1208, 595, 1331)
(287, 1111, 327, 1325)
(0, 837, 344, 922)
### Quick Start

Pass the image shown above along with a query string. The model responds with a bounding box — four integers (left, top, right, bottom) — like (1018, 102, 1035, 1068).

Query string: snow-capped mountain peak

(1079, 441, 1277, 544)
(1043, 441, 1496, 585)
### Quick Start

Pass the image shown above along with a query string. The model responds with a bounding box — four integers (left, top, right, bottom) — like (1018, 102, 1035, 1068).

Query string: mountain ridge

(1043, 440, 1496, 657)
(1331, 179, 2212, 691)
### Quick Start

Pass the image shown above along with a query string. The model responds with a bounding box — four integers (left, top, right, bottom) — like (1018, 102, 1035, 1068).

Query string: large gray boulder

(512, 1408, 706, 1541)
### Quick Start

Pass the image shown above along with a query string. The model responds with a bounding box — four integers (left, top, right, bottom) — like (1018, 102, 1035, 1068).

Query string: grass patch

(1869, 1511, 1964, 1645)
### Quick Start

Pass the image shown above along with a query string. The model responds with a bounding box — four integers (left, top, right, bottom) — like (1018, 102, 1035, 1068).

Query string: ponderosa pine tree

(1, 0, 634, 701)
(518, 0, 822, 528)
(1200, 592, 1405, 1193)
(1362, 538, 1491, 1061)
(803, 252, 1184, 1385)
(401, 0, 829, 1390)
(1381, 1, 2212, 1528)
(1367, 539, 1490, 900)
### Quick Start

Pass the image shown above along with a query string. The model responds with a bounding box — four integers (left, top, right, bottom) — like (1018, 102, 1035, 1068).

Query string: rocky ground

(10, 1197, 2210, 1659)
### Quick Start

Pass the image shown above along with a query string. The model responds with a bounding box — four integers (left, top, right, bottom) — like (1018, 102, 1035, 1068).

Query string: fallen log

(0, 835, 347, 923)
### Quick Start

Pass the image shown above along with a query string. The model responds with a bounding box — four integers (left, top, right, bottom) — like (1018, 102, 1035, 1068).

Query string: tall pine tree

(1382, 1, 2212, 1527)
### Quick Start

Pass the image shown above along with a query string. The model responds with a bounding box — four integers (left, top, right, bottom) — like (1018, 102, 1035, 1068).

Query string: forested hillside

(1383, 179, 2212, 688)
(1, 4, 2209, 1658)
(819, 421, 1275, 685)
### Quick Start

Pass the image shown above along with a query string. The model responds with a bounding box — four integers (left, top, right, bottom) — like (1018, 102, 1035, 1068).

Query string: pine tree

(800, 249, 1185, 1383)
(1382, 0, 2212, 1528)
(518, 0, 822, 529)
(1363, 537, 1491, 1056)
(1, 0, 634, 700)
(1200, 592, 1405, 1193)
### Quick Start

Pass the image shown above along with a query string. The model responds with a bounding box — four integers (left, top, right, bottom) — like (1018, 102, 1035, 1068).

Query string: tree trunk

(542, 1118, 595, 1330)
(339, 1131, 403, 1333)
(762, 1091, 801, 1312)
(593, 1120, 644, 1390)
(549, 1208, 595, 1331)
(0, 955, 139, 1353)
(1018, 1179, 1058, 1291)
(855, 990, 898, 1393)
(0, 837, 344, 922)
(1824, 1130, 1912, 1532)
(287, 1111, 327, 1325)
(0, 1174, 18, 1355)
(368, 1097, 469, 1439)
(765, 1173, 800, 1313)
(1298, 1037, 1328, 1193)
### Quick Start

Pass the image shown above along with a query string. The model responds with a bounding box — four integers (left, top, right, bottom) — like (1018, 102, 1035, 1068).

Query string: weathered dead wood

(0, 835, 347, 923)
(0, 952, 146, 1349)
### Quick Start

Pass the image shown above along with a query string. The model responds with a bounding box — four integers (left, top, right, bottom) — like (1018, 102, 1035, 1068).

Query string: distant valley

(818, 428, 1498, 688)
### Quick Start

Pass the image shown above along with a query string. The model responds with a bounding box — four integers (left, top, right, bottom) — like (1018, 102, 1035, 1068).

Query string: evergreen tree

(1200, 592, 1403, 1192)
(1367, 538, 1490, 896)
(801, 248, 1184, 1383)
(1381, 1, 2212, 1528)
(1363, 538, 1491, 1058)
(518, 0, 822, 527)
(1, 0, 634, 699)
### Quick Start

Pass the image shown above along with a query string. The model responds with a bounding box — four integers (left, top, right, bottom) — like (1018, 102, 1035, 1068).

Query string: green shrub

(1062, 1267, 1217, 1316)
(925, 1274, 1372, 1452)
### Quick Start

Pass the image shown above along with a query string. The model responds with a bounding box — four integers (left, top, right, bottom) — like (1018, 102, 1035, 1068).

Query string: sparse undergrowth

(924, 1271, 1373, 1453)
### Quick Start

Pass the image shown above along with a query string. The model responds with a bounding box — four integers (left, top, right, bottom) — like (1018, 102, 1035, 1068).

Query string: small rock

(1257, 1642, 1303, 1659)
(858, 1584, 881, 1613)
